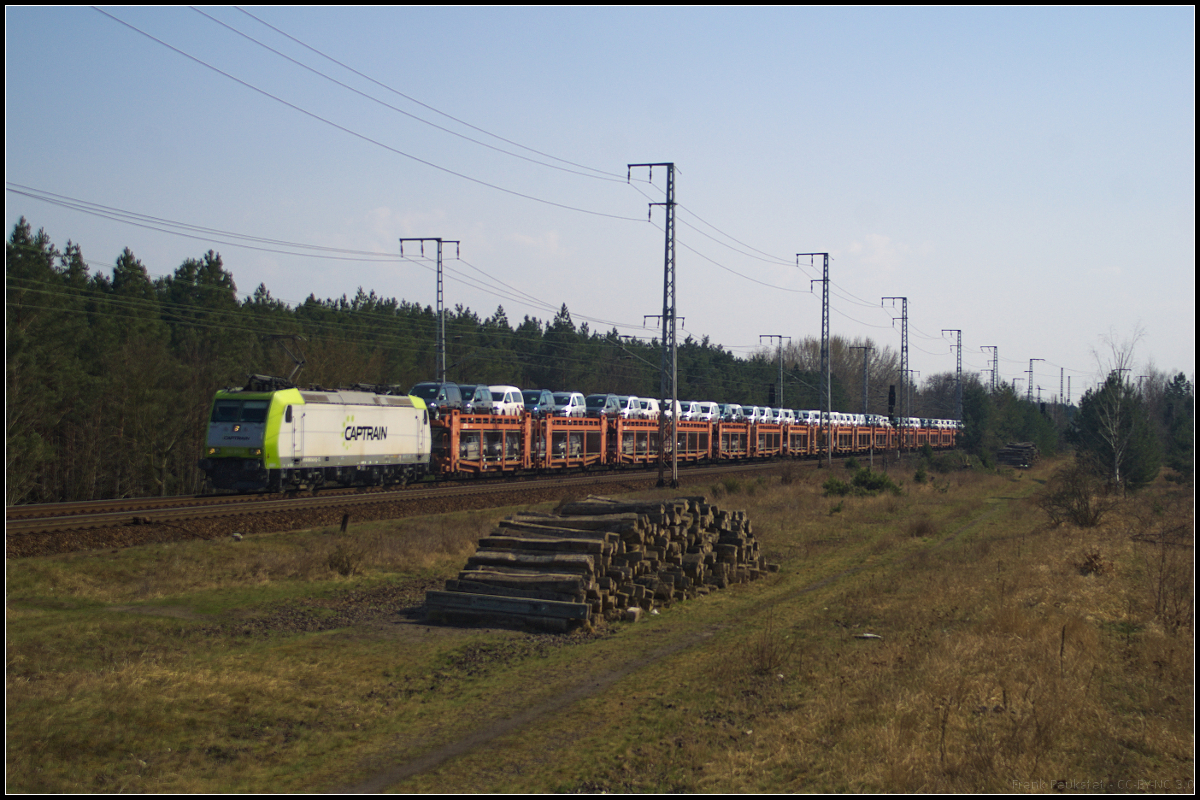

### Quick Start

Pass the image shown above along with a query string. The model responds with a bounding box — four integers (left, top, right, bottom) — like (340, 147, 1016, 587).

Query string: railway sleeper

(428, 495, 777, 632)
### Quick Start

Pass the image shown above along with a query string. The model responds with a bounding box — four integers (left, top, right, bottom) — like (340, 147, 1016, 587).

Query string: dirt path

(332, 624, 723, 793)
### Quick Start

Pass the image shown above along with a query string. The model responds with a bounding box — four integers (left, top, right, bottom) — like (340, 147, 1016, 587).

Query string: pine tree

(1161, 373, 1194, 478)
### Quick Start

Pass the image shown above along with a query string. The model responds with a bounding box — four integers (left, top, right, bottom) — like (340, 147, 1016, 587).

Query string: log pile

(996, 442, 1040, 468)
(424, 495, 776, 631)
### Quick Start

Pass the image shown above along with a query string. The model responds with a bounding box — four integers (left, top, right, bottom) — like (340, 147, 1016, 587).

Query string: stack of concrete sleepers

(424, 495, 776, 631)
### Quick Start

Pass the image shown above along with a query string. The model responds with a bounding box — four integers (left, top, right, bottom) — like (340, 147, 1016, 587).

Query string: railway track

(5, 492, 279, 523)
(5, 455, 904, 558)
(1, 475, 491, 524)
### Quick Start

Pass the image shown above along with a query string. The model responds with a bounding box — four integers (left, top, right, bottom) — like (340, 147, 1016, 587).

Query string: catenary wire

(191, 7, 628, 184)
(91, 7, 645, 223)
(233, 6, 627, 181)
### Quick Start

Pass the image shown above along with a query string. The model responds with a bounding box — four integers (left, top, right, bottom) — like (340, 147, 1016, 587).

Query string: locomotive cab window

(211, 400, 242, 422)
(241, 401, 269, 423)
(211, 399, 270, 423)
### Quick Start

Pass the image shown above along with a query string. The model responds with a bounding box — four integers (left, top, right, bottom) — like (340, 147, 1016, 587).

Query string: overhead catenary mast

(981, 346, 998, 392)
(759, 335, 791, 408)
(1027, 358, 1044, 402)
(882, 296, 908, 448)
(942, 329, 962, 420)
(849, 345, 873, 415)
(800, 253, 831, 468)
(629, 162, 678, 487)
(400, 237, 460, 383)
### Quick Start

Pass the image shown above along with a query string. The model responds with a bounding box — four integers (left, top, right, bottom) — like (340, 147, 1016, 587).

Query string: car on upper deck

(408, 382, 464, 416)
(522, 388, 557, 417)
(488, 385, 525, 416)
(552, 391, 587, 417)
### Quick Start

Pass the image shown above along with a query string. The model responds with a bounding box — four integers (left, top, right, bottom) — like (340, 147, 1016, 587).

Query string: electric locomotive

(198, 376, 431, 492)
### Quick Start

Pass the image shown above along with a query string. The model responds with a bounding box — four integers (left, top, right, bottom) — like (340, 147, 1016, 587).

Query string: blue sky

(6, 7, 1194, 396)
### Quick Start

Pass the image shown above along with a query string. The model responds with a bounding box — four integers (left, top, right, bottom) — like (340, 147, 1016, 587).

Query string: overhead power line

(8, 183, 402, 262)
(233, 6, 626, 182)
(7, 184, 651, 333)
(91, 7, 644, 223)
(192, 7, 626, 184)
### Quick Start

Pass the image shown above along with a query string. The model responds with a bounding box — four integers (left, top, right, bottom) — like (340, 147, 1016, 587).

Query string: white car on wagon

(637, 398, 661, 419)
(488, 385, 525, 416)
(552, 391, 586, 417)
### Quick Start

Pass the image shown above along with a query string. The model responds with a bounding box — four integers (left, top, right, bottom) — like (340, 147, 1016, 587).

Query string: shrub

(327, 542, 364, 576)
(823, 468, 901, 498)
(852, 468, 901, 496)
(823, 477, 852, 497)
(746, 614, 799, 675)
(905, 515, 937, 538)
(929, 453, 959, 474)
(1036, 459, 1117, 527)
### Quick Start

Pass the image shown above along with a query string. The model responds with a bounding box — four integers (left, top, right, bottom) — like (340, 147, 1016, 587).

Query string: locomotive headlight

(208, 447, 220, 455)
(253, 449, 262, 456)
(233, 424, 241, 432)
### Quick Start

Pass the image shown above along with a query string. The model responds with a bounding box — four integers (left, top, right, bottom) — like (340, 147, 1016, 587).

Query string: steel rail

(5, 459, 805, 538)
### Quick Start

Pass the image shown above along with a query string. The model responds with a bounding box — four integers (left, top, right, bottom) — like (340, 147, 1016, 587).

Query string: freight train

(198, 376, 959, 493)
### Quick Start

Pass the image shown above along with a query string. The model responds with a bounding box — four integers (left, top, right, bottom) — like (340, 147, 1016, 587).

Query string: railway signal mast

(1060, 368, 1065, 422)
(629, 162, 678, 487)
(400, 237, 460, 384)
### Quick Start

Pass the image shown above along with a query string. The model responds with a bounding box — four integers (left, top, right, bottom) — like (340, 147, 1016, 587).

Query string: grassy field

(6, 458, 1194, 793)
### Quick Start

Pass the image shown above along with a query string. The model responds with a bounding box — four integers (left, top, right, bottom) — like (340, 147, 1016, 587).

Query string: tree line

(7, 219, 1188, 503)
(7, 219, 844, 503)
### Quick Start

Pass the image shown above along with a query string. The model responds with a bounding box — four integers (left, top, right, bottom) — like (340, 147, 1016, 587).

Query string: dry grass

(7, 461, 1194, 793)
(534, 461, 1194, 794)
(6, 512, 492, 606)
(5, 504, 535, 793)
(693, 469, 1193, 793)
(905, 514, 938, 538)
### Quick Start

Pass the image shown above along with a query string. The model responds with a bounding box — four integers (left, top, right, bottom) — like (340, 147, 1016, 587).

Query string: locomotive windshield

(211, 399, 270, 423)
